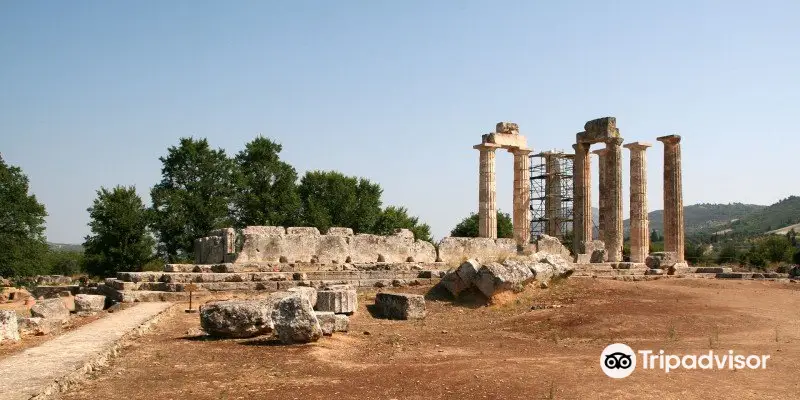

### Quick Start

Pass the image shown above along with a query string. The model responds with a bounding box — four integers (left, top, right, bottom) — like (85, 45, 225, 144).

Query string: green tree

(83, 186, 155, 277)
(450, 211, 513, 238)
(716, 243, 740, 264)
(298, 171, 383, 234)
(150, 138, 236, 260)
(44, 250, 84, 276)
(0, 154, 49, 277)
(373, 206, 433, 242)
(755, 235, 794, 263)
(232, 137, 301, 227)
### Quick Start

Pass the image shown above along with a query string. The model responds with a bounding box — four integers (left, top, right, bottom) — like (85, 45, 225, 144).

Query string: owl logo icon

(601, 343, 636, 378)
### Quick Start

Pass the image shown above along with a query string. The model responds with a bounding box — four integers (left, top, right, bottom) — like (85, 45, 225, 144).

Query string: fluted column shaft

(572, 143, 592, 253)
(604, 138, 624, 262)
(476, 144, 498, 238)
(513, 149, 532, 245)
(624, 142, 652, 263)
(592, 148, 609, 244)
(658, 135, 684, 261)
(544, 153, 562, 237)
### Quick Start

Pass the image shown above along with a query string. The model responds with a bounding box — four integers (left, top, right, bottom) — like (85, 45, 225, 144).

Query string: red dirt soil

(61, 278, 800, 399)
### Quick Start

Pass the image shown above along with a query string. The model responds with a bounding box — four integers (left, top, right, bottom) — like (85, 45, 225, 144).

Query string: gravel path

(0, 302, 173, 400)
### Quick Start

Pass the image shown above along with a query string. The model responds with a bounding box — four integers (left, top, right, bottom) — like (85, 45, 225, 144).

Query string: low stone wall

(233, 226, 436, 264)
(436, 237, 517, 265)
(195, 228, 236, 264)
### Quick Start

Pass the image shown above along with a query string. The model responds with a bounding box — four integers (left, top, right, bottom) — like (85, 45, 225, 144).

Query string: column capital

(591, 148, 609, 156)
(605, 137, 624, 147)
(623, 141, 653, 151)
(509, 147, 532, 155)
(657, 134, 681, 145)
(473, 143, 501, 151)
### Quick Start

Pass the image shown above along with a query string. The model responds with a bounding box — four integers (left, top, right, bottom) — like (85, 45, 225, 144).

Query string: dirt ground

(61, 278, 800, 400)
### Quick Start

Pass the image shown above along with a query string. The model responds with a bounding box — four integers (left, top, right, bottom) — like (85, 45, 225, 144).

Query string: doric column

(591, 148, 609, 243)
(544, 152, 562, 237)
(657, 135, 684, 261)
(572, 142, 591, 253)
(605, 137, 624, 262)
(623, 142, 652, 263)
(474, 143, 499, 238)
(512, 148, 532, 246)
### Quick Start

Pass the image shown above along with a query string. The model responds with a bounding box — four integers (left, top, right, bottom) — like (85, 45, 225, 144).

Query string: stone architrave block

(315, 289, 357, 315)
(474, 261, 534, 298)
(200, 299, 276, 338)
(374, 293, 426, 320)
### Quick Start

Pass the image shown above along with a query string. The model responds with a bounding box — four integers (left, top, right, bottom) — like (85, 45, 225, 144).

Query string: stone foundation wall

(232, 226, 437, 264)
(195, 228, 236, 264)
(436, 237, 517, 265)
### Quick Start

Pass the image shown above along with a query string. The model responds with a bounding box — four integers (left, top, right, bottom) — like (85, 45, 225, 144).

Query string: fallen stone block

(645, 269, 664, 276)
(287, 286, 317, 308)
(474, 261, 534, 298)
(374, 293, 426, 320)
(439, 271, 470, 297)
(695, 267, 732, 274)
(272, 295, 322, 344)
(315, 289, 357, 315)
(646, 252, 678, 269)
(0, 310, 20, 342)
(334, 314, 349, 332)
(315, 311, 336, 335)
(74, 294, 106, 313)
(534, 234, 573, 260)
(200, 299, 276, 338)
(30, 298, 70, 323)
(456, 259, 480, 284)
(17, 317, 60, 336)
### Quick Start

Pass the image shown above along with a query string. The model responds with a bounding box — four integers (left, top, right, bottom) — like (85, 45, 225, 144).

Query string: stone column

(657, 135, 684, 261)
(572, 142, 591, 253)
(544, 152, 562, 237)
(605, 138, 624, 262)
(623, 142, 652, 263)
(591, 148, 608, 243)
(474, 143, 500, 238)
(512, 148, 532, 246)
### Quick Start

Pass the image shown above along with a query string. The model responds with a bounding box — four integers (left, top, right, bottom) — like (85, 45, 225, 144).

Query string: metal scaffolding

(529, 151, 574, 242)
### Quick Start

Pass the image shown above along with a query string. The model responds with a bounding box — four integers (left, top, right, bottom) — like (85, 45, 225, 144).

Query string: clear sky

(2, 1, 799, 244)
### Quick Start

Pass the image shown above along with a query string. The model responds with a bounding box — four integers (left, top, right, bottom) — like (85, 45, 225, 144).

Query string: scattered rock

(0, 276, 11, 287)
(374, 293, 426, 320)
(646, 252, 678, 269)
(30, 298, 70, 323)
(272, 295, 322, 344)
(287, 287, 317, 309)
(18, 317, 60, 336)
(534, 234, 573, 260)
(455, 259, 481, 285)
(334, 314, 349, 332)
(315, 289, 357, 315)
(590, 249, 607, 263)
(35, 275, 73, 286)
(439, 271, 470, 297)
(74, 294, 106, 313)
(315, 311, 336, 335)
(199, 299, 275, 338)
(0, 310, 20, 342)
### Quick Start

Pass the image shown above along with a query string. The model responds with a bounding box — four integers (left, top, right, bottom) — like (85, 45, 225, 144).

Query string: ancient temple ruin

(474, 117, 686, 265)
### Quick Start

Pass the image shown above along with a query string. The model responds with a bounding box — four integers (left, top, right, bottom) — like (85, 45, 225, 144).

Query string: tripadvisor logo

(600, 343, 771, 378)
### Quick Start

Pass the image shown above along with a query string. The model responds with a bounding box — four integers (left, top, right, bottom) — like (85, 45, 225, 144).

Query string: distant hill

(48, 242, 84, 253)
(723, 196, 800, 235)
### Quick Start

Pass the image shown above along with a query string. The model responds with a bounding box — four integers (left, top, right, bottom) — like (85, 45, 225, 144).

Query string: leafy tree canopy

(298, 171, 383, 234)
(84, 185, 155, 277)
(450, 211, 513, 238)
(0, 154, 49, 277)
(374, 206, 433, 242)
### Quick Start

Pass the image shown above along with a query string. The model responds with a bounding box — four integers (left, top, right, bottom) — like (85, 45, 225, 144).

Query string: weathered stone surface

(375, 293, 426, 320)
(74, 294, 106, 312)
(455, 259, 480, 285)
(474, 261, 534, 298)
(36, 275, 73, 286)
(315, 311, 336, 335)
(658, 135, 685, 262)
(496, 121, 520, 134)
(645, 269, 664, 276)
(436, 237, 517, 265)
(199, 299, 275, 338)
(315, 289, 357, 314)
(0, 310, 20, 342)
(326, 227, 354, 236)
(439, 271, 470, 296)
(334, 314, 349, 332)
(575, 253, 591, 263)
(287, 287, 317, 309)
(30, 298, 70, 323)
(695, 267, 732, 274)
(243, 226, 286, 236)
(535, 235, 572, 260)
(287, 227, 321, 235)
(645, 252, 678, 269)
(18, 317, 60, 336)
(590, 249, 607, 263)
(272, 295, 322, 344)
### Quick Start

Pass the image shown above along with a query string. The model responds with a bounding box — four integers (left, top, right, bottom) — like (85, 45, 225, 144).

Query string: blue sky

(2, 1, 799, 243)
